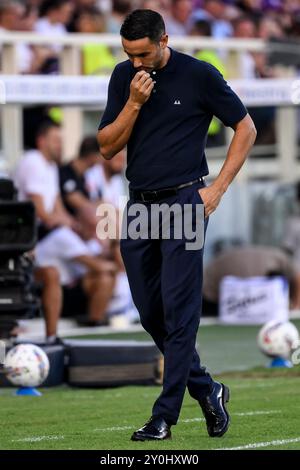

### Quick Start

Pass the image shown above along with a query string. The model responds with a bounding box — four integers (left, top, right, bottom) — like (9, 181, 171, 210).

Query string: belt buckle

(141, 190, 157, 202)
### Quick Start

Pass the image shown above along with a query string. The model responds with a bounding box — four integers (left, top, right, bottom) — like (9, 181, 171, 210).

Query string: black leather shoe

(131, 416, 171, 441)
(199, 382, 230, 437)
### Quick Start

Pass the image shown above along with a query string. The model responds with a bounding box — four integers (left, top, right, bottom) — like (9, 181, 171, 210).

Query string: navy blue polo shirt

(99, 48, 247, 190)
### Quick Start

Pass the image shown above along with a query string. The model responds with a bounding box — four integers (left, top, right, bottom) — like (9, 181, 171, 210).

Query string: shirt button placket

(152, 71, 157, 93)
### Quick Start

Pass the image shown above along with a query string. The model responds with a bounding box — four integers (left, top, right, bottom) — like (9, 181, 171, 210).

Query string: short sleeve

(98, 65, 124, 131)
(85, 166, 104, 201)
(22, 158, 59, 197)
(59, 166, 80, 196)
(204, 63, 247, 127)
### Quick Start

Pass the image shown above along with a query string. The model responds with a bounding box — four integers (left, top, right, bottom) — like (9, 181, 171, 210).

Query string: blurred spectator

(85, 149, 126, 260)
(34, 266, 62, 343)
(139, 0, 171, 17)
(60, 141, 136, 325)
(59, 136, 101, 241)
(233, 15, 276, 144)
(74, 0, 98, 7)
(283, 0, 300, 14)
(290, 13, 300, 37)
(202, 245, 300, 315)
(74, 4, 106, 33)
(233, 15, 257, 39)
(0, 1, 31, 73)
(236, 0, 263, 19)
(0, 0, 24, 31)
(204, 0, 233, 37)
(15, 122, 74, 230)
(283, 217, 300, 271)
(232, 16, 259, 77)
(19, 2, 66, 146)
(19, 3, 39, 32)
(282, 181, 300, 272)
(31, 0, 75, 74)
(18, 4, 61, 74)
(165, 0, 193, 35)
(75, 7, 116, 74)
(107, 0, 132, 33)
(14, 122, 117, 326)
(60, 136, 100, 210)
(96, 0, 113, 15)
(67, 0, 99, 32)
(85, 149, 126, 205)
(257, 16, 284, 75)
(85, 149, 139, 324)
(191, 0, 233, 37)
(190, 16, 212, 36)
(85, 150, 126, 250)
(35, 0, 74, 53)
(258, 16, 284, 40)
(25, 0, 44, 8)
(190, 19, 227, 145)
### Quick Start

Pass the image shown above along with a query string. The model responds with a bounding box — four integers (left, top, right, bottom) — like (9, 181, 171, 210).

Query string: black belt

(130, 177, 205, 203)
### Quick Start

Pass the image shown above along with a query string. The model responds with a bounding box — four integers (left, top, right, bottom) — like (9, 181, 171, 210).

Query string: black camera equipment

(0, 179, 39, 338)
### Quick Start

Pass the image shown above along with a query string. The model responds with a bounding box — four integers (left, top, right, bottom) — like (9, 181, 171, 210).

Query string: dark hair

(79, 136, 99, 159)
(113, 0, 131, 15)
(77, 6, 104, 20)
(39, 0, 71, 17)
(120, 9, 165, 43)
(232, 15, 257, 31)
(36, 121, 60, 141)
(192, 19, 212, 37)
(71, 6, 103, 32)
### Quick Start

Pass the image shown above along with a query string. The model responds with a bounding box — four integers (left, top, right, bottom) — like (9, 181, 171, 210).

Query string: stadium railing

(0, 33, 299, 184)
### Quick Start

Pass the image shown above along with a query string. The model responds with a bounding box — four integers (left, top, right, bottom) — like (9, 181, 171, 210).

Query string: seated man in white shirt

(59, 136, 102, 240)
(34, 0, 74, 53)
(60, 140, 135, 324)
(85, 148, 126, 206)
(85, 150, 139, 324)
(14, 122, 117, 337)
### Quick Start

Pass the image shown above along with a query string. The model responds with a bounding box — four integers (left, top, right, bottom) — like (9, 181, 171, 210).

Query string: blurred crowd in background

(0, 0, 300, 75)
(2, 0, 300, 147)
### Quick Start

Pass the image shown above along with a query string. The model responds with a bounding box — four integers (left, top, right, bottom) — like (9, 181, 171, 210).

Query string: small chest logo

(174, 100, 181, 105)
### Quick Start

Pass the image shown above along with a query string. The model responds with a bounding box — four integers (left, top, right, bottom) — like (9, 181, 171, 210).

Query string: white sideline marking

(234, 380, 300, 389)
(92, 410, 280, 432)
(234, 410, 281, 416)
(181, 410, 280, 423)
(93, 426, 133, 432)
(12, 435, 64, 443)
(219, 437, 300, 450)
(234, 383, 276, 389)
(182, 418, 205, 423)
(12, 411, 284, 443)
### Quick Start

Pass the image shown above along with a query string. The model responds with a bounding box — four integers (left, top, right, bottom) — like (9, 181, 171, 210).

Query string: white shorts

(35, 226, 91, 285)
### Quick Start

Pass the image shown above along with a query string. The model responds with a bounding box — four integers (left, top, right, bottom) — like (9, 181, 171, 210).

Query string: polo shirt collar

(153, 47, 176, 74)
(128, 47, 177, 75)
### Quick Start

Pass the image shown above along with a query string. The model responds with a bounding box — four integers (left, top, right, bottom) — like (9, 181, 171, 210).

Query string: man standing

(97, 9, 256, 441)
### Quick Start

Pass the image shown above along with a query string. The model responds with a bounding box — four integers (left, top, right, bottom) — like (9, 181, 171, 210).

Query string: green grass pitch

(0, 322, 299, 450)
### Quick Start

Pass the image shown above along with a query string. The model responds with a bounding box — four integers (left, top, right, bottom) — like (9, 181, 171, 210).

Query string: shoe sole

(212, 383, 230, 438)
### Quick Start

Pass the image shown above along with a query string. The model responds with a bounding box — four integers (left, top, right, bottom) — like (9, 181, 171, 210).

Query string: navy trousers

(120, 180, 214, 425)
